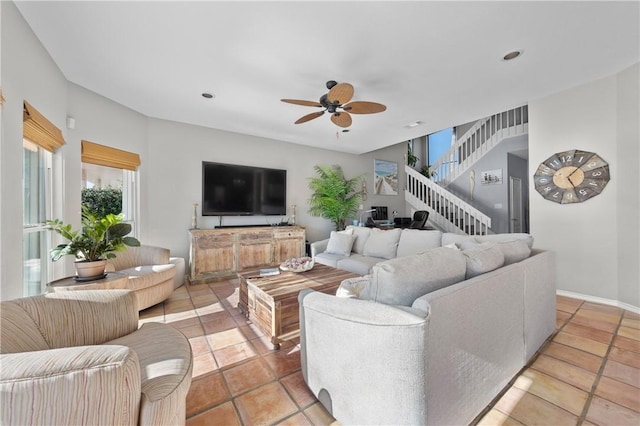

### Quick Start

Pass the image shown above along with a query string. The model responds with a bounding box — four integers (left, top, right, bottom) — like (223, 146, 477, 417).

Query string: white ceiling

(15, 1, 640, 155)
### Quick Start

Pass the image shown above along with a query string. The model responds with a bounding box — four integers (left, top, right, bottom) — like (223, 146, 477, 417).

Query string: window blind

(23, 101, 66, 152)
(81, 140, 141, 171)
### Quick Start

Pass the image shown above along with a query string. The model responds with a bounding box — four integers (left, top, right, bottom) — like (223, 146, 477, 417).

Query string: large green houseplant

(308, 164, 363, 231)
(47, 206, 140, 278)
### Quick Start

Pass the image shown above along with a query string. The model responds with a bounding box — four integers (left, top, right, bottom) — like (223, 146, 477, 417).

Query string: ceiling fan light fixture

(502, 50, 523, 61)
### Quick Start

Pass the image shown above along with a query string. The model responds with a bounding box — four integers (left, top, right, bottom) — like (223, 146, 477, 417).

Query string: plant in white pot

(47, 206, 140, 279)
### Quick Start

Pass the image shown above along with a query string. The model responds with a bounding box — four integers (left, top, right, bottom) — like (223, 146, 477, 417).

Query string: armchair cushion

(1, 345, 141, 426)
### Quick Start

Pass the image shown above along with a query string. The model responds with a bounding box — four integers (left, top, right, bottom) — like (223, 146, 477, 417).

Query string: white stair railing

(431, 105, 528, 186)
(405, 166, 491, 235)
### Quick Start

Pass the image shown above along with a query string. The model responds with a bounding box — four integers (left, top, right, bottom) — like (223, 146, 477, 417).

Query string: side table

(47, 272, 129, 293)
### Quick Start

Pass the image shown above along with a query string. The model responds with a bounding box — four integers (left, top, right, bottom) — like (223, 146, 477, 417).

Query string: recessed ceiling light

(502, 50, 523, 61)
(405, 120, 422, 128)
(201, 92, 215, 99)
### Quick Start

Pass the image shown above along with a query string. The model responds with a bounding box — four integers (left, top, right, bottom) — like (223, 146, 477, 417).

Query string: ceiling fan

(281, 80, 387, 128)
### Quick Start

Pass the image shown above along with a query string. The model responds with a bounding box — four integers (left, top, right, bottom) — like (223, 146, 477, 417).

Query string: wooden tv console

(188, 226, 305, 282)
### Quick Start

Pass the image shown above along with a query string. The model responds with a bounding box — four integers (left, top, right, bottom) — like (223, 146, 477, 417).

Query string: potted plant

(308, 164, 363, 231)
(407, 143, 419, 167)
(47, 206, 140, 278)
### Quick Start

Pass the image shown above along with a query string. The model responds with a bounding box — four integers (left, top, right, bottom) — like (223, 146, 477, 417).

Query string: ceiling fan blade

(295, 111, 325, 124)
(327, 83, 354, 105)
(281, 99, 323, 107)
(331, 111, 352, 128)
(343, 101, 387, 114)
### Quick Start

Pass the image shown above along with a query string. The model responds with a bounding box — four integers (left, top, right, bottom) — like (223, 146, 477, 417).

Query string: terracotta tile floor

(140, 281, 640, 425)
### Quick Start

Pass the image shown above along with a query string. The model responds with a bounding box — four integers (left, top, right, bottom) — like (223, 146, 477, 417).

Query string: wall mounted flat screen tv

(202, 161, 287, 216)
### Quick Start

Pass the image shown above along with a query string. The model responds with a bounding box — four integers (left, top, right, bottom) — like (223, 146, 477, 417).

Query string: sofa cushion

(369, 247, 467, 306)
(363, 228, 402, 259)
(336, 254, 382, 276)
(349, 226, 372, 254)
(462, 243, 505, 278)
(314, 252, 346, 268)
(325, 231, 356, 256)
(396, 229, 443, 258)
(476, 233, 534, 249)
(441, 233, 477, 247)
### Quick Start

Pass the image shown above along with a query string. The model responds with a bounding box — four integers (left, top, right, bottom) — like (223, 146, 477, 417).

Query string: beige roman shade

(23, 101, 66, 152)
(81, 140, 141, 171)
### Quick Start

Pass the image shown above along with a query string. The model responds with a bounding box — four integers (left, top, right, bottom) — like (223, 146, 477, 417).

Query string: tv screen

(202, 162, 287, 216)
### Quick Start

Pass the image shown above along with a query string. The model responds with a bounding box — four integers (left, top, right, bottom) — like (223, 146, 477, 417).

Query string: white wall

(529, 63, 639, 309)
(144, 118, 407, 260)
(0, 1, 407, 299)
(1, 2, 69, 301)
(616, 64, 640, 308)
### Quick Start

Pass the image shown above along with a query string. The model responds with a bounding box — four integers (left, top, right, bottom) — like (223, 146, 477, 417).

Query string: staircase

(430, 105, 528, 186)
(405, 166, 491, 235)
(404, 105, 528, 235)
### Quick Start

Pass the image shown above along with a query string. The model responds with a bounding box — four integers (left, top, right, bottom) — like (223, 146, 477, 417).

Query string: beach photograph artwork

(374, 159, 398, 195)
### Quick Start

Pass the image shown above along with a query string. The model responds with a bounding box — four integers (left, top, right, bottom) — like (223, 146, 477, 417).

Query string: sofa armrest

(298, 289, 428, 425)
(310, 239, 329, 258)
(169, 257, 185, 289)
(1, 345, 141, 425)
(3, 290, 139, 350)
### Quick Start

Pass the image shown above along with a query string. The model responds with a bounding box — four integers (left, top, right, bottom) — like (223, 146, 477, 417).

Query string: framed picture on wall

(481, 169, 503, 184)
(374, 159, 398, 195)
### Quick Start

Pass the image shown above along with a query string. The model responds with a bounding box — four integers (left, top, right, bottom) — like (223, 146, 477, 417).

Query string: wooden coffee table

(238, 264, 359, 349)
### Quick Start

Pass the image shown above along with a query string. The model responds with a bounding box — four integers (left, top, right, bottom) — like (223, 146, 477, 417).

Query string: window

(81, 163, 138, 236)
(22, 101, 65, 296)
(81, 140, 140, 237)
(427, 127, 456, 182)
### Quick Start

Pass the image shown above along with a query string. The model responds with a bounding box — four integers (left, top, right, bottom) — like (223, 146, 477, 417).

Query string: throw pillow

(495, 239, 531, 265)
(336, 276, 372, 299)
(462, 242, 505, 279)
(370, 247, 467, 306)
(325, 231, 355, 256)
(363, 228, 402, 259)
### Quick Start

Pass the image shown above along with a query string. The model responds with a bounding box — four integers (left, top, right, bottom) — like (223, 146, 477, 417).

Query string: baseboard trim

(556, 290, 640, 314)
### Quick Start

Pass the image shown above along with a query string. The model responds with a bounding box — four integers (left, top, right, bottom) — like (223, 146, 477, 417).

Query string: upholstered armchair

(0, 290, 193, 426)
(106, 245, 184, 310)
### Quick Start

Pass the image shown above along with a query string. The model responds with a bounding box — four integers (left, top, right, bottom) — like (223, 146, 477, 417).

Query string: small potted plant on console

(47, 206, 140, 279)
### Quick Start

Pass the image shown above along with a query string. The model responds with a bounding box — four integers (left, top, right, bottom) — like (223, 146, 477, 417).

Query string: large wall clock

(534, 149, 610, 204)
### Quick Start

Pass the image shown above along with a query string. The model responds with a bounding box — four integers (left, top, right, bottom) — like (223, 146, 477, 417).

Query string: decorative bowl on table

(280, 256, 314, 273)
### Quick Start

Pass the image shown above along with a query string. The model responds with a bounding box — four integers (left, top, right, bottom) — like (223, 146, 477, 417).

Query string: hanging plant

(407, 143, 419, 167)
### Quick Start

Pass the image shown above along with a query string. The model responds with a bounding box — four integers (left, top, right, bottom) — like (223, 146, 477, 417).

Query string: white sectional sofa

(311, 225, 534, 276)
(301, 227, 556, 425)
